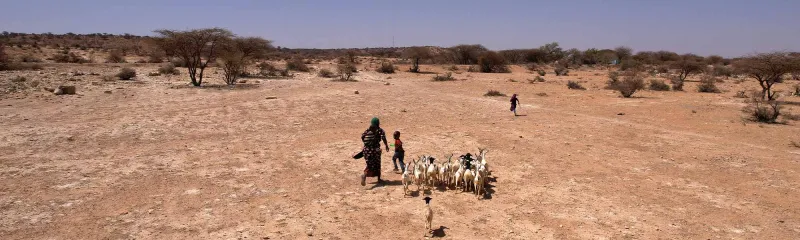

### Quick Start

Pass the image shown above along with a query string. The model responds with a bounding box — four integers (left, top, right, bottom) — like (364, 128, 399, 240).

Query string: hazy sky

(2, 0, 798, 57)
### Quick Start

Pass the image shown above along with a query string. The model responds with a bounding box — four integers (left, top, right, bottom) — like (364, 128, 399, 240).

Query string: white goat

(439, 157, 451, 187)
(474, 168, 484, 198)
(426, 160, 438, 187)
(402, 161, 413, 196)
(463, 169, 474, 193)
(453, 163, 465, 190)
(413, 158, 425, 190)
(423, 196, 433, 236)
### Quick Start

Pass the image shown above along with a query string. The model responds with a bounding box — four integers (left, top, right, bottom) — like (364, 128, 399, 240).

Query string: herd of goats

(401, 148, 491, 198)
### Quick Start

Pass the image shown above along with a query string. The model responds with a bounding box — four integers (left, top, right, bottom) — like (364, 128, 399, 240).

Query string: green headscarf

(370, 117, 380, 127)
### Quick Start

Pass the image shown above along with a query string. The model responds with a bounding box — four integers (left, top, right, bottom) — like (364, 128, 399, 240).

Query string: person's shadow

(430, 226, 448, 238)
(368, 180, 402, 190)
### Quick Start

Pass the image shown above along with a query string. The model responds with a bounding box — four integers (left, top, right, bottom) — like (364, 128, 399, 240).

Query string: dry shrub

(257, 62, 278, 76)
(536, 69, 546, 76)
(116, 67, 136, 80)
(794, 84, 800, 96)
(606, 71, 620, 89)
(4, 63, 43, 71)
(669, 75, 685, 91)
(744, 95, 781, 123)
(147, 51, 165, 63)
(649, 79, 670, 91)
(279, 68, 293, 78)
(567, 81, 586, 90)
(377, 62, 395, 74)
(712, 65, 733, 78)
(158, 63, 180, 75)
(484, 90, 506, 97)
(20, 54, 42, 63)
(53, 52, 89, 63)
(554, 66, 569, 76)
(432, 72, 454, 81)
(534, 76, 545, 82)
(148, 72, 161, 77)
(286, 58, 310, 72)
(102, 75, 115, 82)
(11, 76, 27, 82)
(336, 63, 357, 81)
(318, 68, 335, 78)
(612, 71, 646, 98)
(656, 65, 669, 73)
(447, 65, 459, 71)
(734, 90, 748, 98)
(698, 75, 721, 93)
(619, 59, 643, 71)
(536, 92, 548, 97)
(170, 58, 187, 68)
(477, 51, 510, 73)
(106, 50, 126, 63)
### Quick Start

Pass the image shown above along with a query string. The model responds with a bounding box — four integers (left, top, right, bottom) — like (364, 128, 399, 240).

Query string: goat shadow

(481, 176, 498, 200)
(430, 226, 448, 238)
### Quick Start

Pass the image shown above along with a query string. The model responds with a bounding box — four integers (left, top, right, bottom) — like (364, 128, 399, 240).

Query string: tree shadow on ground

(170, 83, 260, 90)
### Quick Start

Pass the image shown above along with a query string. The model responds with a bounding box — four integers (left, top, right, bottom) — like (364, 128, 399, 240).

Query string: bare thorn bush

(318, 68, 335, 78)
(158, 63, 180, 75)
(377, 62, 395, 74)
(484, 90, 506, 97)
(336, 63, 357, 81)
(286, 58, 310, 72)
(116, 67, 136, 80)
(744, 94, 781, 123)
(432, 72, 455, 81)
(477, 51, 510, 73)
(698, 75, 721, 93)
(567, 81, 586, 90)
(649, 79, 671, 91)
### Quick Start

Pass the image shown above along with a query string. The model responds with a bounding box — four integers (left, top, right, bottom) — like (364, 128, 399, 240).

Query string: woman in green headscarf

(360, 117, 389, 185)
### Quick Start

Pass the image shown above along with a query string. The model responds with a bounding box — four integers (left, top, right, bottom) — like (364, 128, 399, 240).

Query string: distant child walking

(392, 131, 405, 172)
(510, 94, 520, 116)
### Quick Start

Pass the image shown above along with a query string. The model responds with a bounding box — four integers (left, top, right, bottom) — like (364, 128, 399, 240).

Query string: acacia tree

(403, 46, 432, 73)
(154, 28, 234, 86)
(614, 46, 633, 62)
(450, 44, 487, 65)
(539, 42, 564, 63)
(668, 54, 705, 91)
(735, 52, 800, 100)
(219, 37, 273, 85)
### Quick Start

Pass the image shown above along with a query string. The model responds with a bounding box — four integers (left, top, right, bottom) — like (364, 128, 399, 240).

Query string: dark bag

(353, 151, 364, 159)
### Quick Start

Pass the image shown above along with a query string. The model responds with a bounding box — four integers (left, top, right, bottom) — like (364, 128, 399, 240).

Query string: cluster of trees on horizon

(2, 29, 799, 110)
(0, 31, 768, 63)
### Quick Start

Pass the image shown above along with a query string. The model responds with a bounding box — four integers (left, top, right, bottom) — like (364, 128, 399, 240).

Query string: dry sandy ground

(1, 63, 800, 239)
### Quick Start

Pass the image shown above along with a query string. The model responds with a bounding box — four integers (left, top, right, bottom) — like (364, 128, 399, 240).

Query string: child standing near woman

(392, 131, 405, 172)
